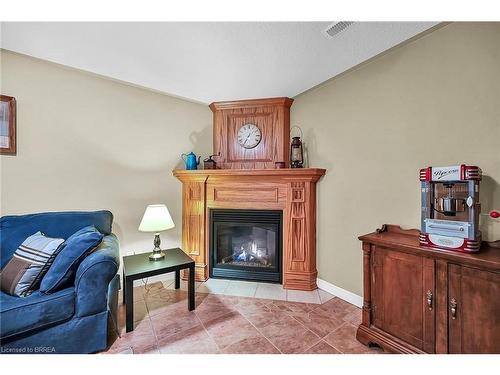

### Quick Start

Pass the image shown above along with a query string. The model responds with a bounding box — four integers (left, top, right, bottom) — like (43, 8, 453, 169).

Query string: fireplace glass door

(210, 209, 282, 283)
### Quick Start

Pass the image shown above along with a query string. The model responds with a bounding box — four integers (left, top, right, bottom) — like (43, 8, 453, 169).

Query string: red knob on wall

(490, 211, 500, 219)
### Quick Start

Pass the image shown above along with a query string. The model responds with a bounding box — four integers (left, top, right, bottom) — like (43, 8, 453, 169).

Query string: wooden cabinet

(371, 247, 435, 352)
(357, 225, 500, 354)
(448, 264, 500, 353)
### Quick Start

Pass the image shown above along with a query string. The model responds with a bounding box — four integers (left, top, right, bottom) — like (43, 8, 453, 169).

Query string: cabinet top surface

(359, 225, 500, 271)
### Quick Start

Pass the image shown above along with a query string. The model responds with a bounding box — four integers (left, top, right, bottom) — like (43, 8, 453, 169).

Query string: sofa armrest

(74, 234, 120, 317)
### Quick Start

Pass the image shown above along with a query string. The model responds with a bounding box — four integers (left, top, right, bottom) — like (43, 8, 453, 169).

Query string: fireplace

(174, 168, 325, 289)
(209, 209, 282, 283)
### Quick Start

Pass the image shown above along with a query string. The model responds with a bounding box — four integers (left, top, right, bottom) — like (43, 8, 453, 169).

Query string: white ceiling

(0, 22, 437, 104)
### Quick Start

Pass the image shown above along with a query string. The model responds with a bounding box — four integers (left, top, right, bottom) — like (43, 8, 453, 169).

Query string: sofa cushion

(40, 226, 104, 293)
(0, 232, 64, 297)
(0, 210, 113, 268)
(0, 287, 75, 339)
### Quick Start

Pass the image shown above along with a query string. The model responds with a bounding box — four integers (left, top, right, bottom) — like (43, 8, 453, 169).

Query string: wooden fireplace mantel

(173, 168, 326, 290)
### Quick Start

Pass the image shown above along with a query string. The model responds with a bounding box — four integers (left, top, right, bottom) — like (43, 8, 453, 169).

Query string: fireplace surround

(210, 209, 282, 283)
(173, 168, 325, 290)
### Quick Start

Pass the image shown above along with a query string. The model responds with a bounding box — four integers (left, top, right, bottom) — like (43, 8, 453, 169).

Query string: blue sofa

(0, 211, 120, 354)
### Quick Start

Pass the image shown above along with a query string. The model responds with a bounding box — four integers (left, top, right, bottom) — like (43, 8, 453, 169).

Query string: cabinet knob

(450, 298, 458, 320)
(426, 290, 433, 310)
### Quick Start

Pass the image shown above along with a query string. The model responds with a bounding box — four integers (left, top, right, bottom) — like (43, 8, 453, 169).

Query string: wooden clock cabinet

(357, 225, 500, 354)
(209, 97, 293, 169)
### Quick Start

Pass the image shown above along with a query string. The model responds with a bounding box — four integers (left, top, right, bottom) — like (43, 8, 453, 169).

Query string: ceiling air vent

(323, 21, 354, 39)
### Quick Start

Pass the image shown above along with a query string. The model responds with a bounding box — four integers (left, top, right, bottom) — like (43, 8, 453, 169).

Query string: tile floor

(105, 278, 384, 354)
(169, 277, 326, 303)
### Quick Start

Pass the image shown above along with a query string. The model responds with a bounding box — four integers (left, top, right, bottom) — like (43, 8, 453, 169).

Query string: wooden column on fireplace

(173, 168, 326, 290)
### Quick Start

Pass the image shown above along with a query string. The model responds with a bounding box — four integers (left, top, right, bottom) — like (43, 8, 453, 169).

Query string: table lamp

(139, 204, 175, 261)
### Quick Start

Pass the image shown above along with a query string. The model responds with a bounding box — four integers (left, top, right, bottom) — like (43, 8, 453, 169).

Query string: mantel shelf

(173, 168, 326, 181)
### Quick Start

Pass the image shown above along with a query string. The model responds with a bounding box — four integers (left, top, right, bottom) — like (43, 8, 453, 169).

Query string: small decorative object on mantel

(181, 152, 201, 170)
(0, 95, 16, 155)
(274, 161, 286, 169)
(203, 154, 218, 170)
(290, 126, 304, 168)
(419, 164, 482, 252)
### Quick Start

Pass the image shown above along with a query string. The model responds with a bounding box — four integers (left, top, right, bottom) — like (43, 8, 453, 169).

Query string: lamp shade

(138, 204, 175, 232)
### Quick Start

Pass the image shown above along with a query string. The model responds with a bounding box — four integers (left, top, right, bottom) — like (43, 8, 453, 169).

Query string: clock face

(237, 123, 262, 149)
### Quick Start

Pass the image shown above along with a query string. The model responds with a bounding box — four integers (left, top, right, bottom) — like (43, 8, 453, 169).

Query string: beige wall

(2, 23, 499, 297)
(0, 50, 213, 257)
(292, 22, 500, 295)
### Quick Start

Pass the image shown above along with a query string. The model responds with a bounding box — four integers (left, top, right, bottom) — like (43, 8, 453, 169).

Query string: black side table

(122, 248, 195, 332)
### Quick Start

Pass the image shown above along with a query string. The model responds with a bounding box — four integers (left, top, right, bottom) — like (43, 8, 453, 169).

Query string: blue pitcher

(181, 152, 201, 170)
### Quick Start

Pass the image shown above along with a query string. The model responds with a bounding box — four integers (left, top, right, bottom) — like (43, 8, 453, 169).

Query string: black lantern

(290, 136, 304, 168)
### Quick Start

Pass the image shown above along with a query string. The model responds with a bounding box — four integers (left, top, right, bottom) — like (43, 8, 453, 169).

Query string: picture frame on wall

(0, 95, 16, 155)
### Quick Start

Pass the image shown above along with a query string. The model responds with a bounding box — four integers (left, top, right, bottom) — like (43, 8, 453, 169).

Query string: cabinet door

(372, 247, 435, 352)
(448, 264, 500, 353)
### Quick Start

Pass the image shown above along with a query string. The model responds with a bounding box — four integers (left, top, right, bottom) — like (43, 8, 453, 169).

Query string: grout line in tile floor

(193, 309, 221, 354)
(194, 293, 319, 354)
(298, 298, 360, 353)
(221, 280, 230, 295)
(147, 312, 159, 352)
(301, 337, 323, 353)
(142, 283, 175, 353)
(237, 308, 283, 354)
(320, 322, 349, 354)
(193, 298, 244, 354)
(284, 301, 330, 353)
(240, 296, 321, 354)
(320, 338, 341, 354)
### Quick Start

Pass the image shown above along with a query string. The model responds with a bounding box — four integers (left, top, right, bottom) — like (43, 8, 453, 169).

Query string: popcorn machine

(419, 165, 482, 252)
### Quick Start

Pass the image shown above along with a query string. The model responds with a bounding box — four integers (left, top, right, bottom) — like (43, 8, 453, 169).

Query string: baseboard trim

(317, 278, 363, 308)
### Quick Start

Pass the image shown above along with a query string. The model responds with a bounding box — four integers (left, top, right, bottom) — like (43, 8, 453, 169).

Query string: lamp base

(149, 249, 166, 261)
(148, 234, 165, 261)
